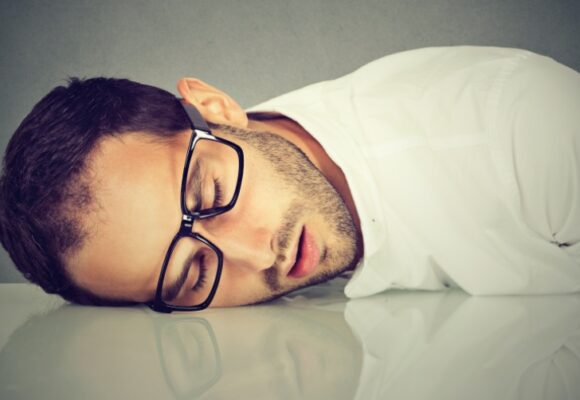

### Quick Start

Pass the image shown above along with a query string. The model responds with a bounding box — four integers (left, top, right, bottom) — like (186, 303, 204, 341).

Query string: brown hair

(0, 77, 190, 305)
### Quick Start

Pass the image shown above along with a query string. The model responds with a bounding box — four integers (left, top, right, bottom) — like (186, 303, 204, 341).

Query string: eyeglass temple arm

(181, 102, 211, 132)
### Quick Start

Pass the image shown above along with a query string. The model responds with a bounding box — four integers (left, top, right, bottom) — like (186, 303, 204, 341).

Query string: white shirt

(248, 46, 580, 297)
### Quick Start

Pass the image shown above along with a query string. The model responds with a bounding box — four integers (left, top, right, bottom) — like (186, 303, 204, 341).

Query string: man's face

(68, 114, 360, 307)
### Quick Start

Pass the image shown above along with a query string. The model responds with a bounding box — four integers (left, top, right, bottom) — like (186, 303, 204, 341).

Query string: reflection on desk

(346, 291, 580, 400)
(0, 282, 579, 400)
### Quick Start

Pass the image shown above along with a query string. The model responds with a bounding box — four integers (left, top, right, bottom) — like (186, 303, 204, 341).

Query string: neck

(247, 115, 361, 235)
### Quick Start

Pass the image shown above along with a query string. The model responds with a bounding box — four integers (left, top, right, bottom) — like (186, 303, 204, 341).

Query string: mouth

(287, 226, 320, 279)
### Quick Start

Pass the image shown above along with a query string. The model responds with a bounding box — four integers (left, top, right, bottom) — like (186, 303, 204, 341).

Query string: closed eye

(213, 178, 224, 208)
(191, 254, 208, 293)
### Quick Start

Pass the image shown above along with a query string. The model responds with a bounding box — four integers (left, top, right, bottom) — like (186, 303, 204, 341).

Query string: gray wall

(1, 0, 579, 283)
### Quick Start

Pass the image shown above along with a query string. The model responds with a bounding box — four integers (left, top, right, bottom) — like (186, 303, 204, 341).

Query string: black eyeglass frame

(148, 103, 244, 313)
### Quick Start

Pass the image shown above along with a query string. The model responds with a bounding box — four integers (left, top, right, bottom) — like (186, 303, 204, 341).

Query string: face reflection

(68, 121, 360, 307)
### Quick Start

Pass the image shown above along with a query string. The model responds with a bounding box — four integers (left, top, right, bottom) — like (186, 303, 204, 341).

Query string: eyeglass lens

(161, 138, 240, 307)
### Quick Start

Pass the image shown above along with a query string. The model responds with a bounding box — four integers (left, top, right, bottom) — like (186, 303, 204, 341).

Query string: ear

(177, 78, 248, 128)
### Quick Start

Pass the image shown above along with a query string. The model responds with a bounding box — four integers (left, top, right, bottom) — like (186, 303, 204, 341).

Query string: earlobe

(176, 78, 248, 128)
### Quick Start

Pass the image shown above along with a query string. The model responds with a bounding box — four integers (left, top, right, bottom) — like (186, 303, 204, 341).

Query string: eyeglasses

(148, 103, 244, 313)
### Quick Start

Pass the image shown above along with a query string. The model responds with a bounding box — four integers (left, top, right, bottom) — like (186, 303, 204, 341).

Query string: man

(1, 46, 579, 312)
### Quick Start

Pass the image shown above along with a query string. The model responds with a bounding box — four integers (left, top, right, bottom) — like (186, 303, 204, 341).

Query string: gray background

(1, 0, 579, 283)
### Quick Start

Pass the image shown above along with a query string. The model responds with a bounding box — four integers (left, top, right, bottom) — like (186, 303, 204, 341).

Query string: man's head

(0, 77, 361, 309)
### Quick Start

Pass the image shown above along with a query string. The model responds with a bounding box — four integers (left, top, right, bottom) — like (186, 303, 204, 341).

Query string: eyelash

(213, 179, 224, 208)
(192, 254, 208, 293)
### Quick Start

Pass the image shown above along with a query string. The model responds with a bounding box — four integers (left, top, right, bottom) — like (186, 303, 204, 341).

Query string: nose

(191, 215, 275, 273)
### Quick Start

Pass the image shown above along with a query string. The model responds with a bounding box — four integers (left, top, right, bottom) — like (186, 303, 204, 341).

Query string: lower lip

(288, 227, 320, 279)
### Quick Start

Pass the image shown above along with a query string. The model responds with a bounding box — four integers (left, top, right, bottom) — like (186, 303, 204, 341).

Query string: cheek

(230, 156, 294, 226)
(212, 266, 267, 306)
(210, 180, 286, 249)
(202, 159, 290, 251)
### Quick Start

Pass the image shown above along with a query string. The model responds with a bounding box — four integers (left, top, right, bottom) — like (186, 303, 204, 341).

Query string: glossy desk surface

(1, 281, 579, 400)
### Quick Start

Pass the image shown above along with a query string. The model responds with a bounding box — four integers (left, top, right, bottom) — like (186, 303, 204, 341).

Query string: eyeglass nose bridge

(180, 213, 214, 236)
(181, 214, 195, 231)
(178, 214, 224, 260)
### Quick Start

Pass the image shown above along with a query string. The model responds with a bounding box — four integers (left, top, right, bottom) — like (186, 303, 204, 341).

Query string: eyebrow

(164, 252, 196, 302)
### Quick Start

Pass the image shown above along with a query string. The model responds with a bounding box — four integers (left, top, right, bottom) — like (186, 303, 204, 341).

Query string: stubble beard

(216, 124, 361, 303)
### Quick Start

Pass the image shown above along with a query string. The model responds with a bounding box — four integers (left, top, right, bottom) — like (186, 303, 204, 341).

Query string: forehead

(67, 131, 188, 302)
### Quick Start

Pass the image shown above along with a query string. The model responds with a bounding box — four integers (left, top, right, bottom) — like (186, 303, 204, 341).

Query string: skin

(66, 78, 362, 307)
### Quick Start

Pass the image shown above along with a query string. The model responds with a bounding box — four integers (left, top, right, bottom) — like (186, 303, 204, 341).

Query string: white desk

(1, 281, 579, 399)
